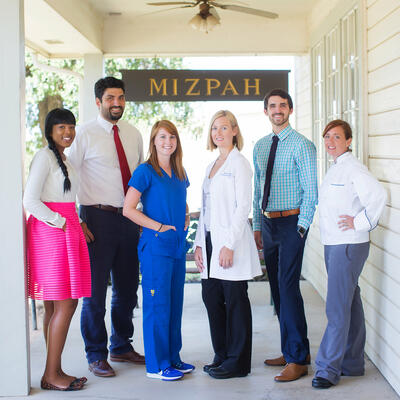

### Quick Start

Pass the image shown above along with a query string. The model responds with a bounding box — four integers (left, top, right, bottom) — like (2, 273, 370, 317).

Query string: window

(311, 5, 360, 175)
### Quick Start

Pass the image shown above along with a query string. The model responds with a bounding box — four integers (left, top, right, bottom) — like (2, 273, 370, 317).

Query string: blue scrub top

(129, 162, 189, 258)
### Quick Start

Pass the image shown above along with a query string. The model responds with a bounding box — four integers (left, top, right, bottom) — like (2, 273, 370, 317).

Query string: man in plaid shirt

(253, 88, 317, 382)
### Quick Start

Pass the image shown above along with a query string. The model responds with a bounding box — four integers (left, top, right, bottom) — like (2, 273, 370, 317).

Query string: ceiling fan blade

(147, 1, 198, 6)
(213, 4, 279, 19)
(138, 5, 195, 17)
(209, 0, 248, 6)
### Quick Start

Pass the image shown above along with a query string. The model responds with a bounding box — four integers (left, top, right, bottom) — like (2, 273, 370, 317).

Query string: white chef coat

(319, 151, 387, 245)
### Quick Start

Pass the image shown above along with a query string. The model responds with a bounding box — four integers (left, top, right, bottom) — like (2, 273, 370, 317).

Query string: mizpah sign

(121, 70, 289, 102)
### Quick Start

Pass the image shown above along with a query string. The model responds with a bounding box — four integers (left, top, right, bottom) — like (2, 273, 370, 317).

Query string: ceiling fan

(146, 1, 278, 33)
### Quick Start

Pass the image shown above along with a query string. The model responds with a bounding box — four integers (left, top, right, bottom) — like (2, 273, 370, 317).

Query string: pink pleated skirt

(26, 202, 91, 300)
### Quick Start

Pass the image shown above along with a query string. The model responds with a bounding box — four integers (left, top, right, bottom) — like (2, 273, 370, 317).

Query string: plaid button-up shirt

(252, 124, 318, 231)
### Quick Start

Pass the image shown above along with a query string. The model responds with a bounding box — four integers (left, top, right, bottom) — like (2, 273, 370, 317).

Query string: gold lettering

(172, 79, 178, 96)
(221, 80, 239, 96)
(185, 78, 200, 95)
(205, 79, 221, 96)
(149, 78, 167, 96)
(244, 78, 260, 95)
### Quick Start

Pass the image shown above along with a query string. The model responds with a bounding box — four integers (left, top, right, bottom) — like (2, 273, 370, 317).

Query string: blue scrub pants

(139, 245, 186, 373)
(261, 214, 310, 364)
(315, 242, 369, 385)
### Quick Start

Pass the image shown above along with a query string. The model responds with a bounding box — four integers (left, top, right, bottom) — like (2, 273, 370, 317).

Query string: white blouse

(23, 147, 79, 229)
(319, 151, 387, 245)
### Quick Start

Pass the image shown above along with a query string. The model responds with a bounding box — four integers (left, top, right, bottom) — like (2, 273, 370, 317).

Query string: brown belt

(262, 208, 300, 219)
(91, 204, 123, 214)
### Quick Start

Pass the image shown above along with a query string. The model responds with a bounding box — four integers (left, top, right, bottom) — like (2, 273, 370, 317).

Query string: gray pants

(315, 242, 370, 385)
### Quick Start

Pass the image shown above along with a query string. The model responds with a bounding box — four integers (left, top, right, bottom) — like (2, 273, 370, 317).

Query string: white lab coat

(319, 151, 387, 245)
(194, 148, 262, 281)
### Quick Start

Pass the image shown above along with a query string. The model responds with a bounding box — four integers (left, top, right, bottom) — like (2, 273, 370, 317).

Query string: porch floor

(24, 281, 398, 400)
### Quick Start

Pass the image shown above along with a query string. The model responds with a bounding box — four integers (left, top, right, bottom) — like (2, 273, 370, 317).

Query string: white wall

(294, 55, 312, 141)
(294, 54, 326, 294)
(0, 0, 30, 396)
(364, 0, 400, 394)
(299, 0, 400, 395)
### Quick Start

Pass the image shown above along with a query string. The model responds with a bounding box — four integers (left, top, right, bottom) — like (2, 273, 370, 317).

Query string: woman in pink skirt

(23, 108, 91, 391)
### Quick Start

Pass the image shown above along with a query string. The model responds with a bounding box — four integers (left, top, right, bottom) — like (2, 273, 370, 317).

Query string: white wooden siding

(364, 0, 400, 377)
(295, 55, 313, 141)
(368, 57, 400, 93)
(367, 33, 400, 71)
(300, 0, 400, 395)
(369, 109, 400, 135)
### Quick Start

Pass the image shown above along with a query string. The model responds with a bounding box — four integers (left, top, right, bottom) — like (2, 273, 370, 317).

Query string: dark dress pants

(79, 205, 140, 363)
(261, 214, 310, 364)
(201, 232, 252, 374)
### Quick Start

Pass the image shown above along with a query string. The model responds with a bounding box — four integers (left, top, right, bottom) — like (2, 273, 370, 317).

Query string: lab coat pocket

(151, 229, 179, 258)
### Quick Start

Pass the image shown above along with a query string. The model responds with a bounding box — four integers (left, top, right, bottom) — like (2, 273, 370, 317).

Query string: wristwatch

(297, 226, 306, 237)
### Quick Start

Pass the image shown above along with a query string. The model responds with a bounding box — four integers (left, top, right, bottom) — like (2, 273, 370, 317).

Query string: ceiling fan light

(188, 13, 203, 30)
(209, 7, 221, 22)
(199, 18, 208, 32)
(207, 14, 220, 30)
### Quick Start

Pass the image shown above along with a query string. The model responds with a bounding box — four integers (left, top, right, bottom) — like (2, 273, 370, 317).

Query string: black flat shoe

(203, 361, 222, 373)
(312, 377, 333, 389)
(208, 366, 247, 379)
(41, 378, 84, 391)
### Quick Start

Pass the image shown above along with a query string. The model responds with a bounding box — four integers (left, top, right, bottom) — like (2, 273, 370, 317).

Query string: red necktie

(113, 125, 131, 195)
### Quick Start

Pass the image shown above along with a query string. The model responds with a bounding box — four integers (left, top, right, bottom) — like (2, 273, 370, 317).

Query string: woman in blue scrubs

(123, 120, 193, 381)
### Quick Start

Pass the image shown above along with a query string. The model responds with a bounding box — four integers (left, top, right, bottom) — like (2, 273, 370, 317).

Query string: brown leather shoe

(274, 363, 308, 382)
(264, 355, 286, 366)
(264, 354, 311, 366)
(88, 360, 115, 377)
(110, 350, 145, 364)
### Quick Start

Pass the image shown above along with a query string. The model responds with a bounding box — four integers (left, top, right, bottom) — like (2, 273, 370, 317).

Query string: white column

(0, 0, 30, 396)
(81, 53, 104, 122)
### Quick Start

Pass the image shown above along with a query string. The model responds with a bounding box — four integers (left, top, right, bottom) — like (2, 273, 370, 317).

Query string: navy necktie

(262, 135, 279, 211)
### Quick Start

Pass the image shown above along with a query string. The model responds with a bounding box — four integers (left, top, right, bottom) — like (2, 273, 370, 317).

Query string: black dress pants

(201, 232, 252, 374)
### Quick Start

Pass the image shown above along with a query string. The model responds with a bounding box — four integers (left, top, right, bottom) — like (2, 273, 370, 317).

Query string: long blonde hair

(207, 110, 244, 151)
(147, 120, 186, 181)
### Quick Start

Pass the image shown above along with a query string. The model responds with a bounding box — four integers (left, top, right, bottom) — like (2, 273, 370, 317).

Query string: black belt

(91, 204, 123, 214)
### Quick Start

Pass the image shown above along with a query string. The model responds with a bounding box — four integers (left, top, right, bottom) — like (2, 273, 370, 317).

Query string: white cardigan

(194, 148, 262, 281)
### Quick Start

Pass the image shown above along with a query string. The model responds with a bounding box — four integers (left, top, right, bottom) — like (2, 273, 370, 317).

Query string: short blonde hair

(207, 110, 244, 151)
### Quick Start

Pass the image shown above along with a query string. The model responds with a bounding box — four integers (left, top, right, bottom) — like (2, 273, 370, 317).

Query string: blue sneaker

(173, 361, 195, 374)
(147, 367, 184, 381)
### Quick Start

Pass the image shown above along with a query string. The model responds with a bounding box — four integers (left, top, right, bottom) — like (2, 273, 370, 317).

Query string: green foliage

(25, 52, 202, 161)
(186, 219, 198, 254)
(25, 49, 82, 157)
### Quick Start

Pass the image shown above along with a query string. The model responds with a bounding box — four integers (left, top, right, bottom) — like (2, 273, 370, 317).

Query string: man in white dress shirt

(68, 77, 145, 377)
